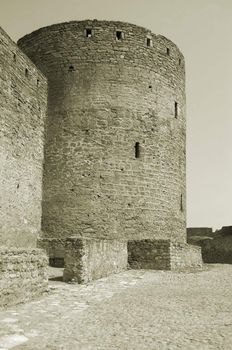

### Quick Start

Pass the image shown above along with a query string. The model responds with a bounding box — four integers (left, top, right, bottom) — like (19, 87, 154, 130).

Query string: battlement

(18, 20, 184, 68)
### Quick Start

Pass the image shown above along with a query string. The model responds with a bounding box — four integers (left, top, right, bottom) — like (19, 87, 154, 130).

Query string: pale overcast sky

(0, 0, 231, 230)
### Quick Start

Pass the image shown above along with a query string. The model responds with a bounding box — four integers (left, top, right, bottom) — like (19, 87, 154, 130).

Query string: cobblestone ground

(0, 264, 232, 349)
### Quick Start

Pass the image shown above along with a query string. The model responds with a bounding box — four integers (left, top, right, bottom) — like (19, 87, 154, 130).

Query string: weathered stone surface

(0, 27, 47, 248)
(170, 242, 202, 269)
(128, 239, 171, 269)
(0, 20, 193, 303)
(128, 239, 202, 270)
(18, 20, 186, 243)
(0, 27, 48, 307)
(63, 237, 128, 283)
(0, 248, 48, 308)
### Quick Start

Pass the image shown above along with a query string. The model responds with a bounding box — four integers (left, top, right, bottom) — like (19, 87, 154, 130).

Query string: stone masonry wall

(0, 248, 48, 308)
(170, 242, 202, 269)
(63, 237, 128, 283)
(0, 27, 47, 247)
(18, 20, 186, 243)
(128, 239, 171, 269)
(128, 239, 202, 270)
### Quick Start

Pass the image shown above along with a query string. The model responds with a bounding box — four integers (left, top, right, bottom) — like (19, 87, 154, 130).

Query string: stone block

(63, 237, 127, 283)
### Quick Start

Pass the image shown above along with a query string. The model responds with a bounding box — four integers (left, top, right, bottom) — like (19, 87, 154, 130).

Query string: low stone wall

(37, 238, 66, 267)
(128, 239, 202, 270)
(63, 238, 128, 283)
(170, 242, 202, 269)
(0, 248, 48, 308)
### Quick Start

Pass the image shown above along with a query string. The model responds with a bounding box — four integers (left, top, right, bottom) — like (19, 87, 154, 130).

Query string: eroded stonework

(63, 237, 128, 283)
(0, 27, 48, 306)
(0, 27, 47, 247)
(0, 20, 201, 298)
(18, 20, 186, 243)
(0, 248, 48, 308)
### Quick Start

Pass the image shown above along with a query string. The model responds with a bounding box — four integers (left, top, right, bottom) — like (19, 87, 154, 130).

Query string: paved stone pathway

(0, 265, 232, 349)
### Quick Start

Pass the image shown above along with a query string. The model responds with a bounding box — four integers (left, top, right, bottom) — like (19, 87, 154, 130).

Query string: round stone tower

(18, 20, 186, 243)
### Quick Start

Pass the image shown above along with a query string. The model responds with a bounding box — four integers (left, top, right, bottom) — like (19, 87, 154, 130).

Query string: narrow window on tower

(68, 65, 75, 72)
(146, 37, 152, 47)
(180, 194, 183, 212)
(175, 101, 178, 118)
(25, 68, 29, 77)
(167, 47, 170, 56)
(116, 30, 124, 41)
(135, 142, 140, 158)
(85, 28, 92, 38)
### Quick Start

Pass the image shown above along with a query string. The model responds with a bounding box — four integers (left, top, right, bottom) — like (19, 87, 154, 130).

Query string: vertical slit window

(116, 31, 124, 41)
(85, 28, 92, 37)
(135, 142, 140, 158)
(175, 102, 178, 118)
(146, 37, 152, 47)
(68, 65, 75, 72)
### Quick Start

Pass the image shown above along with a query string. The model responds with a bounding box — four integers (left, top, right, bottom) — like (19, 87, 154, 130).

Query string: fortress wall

(18, 20, 186, 243)
(0, 27, 47, 247)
